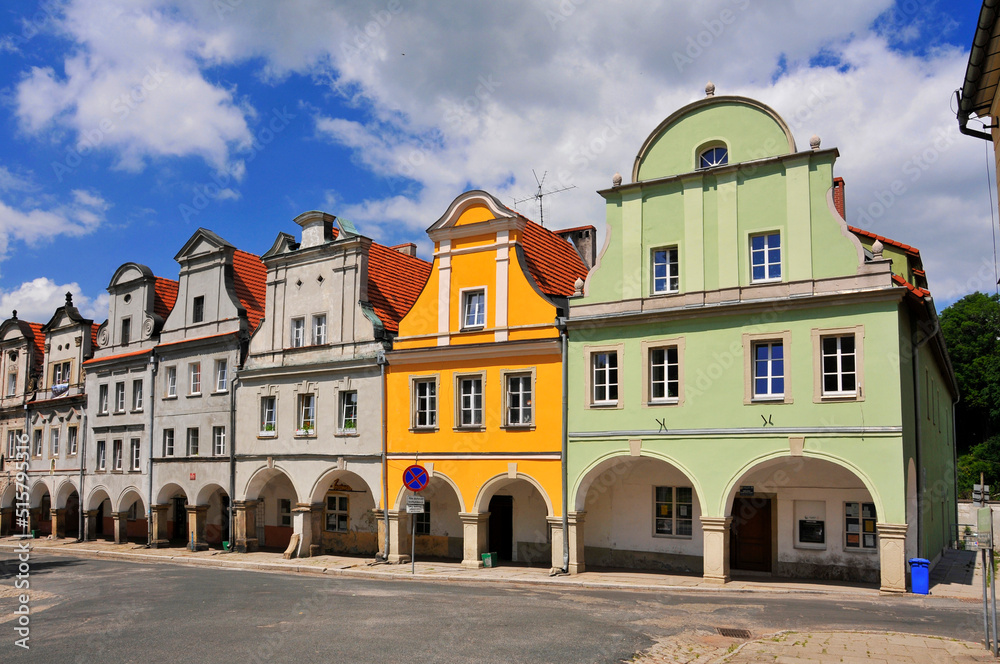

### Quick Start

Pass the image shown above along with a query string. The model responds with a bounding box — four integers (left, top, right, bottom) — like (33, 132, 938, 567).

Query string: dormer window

(120, 317, 131, 346)
(192, 296, 205, 323)
(698, 146, 728, 169)
(462, 290, 486, 329)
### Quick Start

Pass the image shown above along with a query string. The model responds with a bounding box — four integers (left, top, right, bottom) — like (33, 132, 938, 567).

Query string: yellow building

(385, 190, 591, 569)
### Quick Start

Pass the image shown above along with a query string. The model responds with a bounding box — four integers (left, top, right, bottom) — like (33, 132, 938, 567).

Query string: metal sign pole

(985, 548, 991, 651)
(992, 548, 999, 658)
(411, 507, 416, 575)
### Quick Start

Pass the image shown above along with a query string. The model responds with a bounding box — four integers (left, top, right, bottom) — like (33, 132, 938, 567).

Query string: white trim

(495, 230, 509, 342)
(437, 240, 451, 343)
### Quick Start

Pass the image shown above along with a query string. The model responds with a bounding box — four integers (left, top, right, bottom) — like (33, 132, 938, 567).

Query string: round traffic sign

(403, 465, 429, 492)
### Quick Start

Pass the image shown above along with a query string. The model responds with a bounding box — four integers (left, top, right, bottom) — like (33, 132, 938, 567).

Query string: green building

(565, 84, 957, 592)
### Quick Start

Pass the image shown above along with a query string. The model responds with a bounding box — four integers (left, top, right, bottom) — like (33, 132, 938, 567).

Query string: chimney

(391, 243, 417, 257)
(293, 211, 336, 249)
(557, 227, 597, 270)
(833, 177, 846, 220)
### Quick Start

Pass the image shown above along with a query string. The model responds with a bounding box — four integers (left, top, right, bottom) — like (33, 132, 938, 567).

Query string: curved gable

(632, 95, 796, 182)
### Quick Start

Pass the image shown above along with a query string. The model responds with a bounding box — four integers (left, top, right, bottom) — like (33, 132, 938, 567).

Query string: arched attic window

(698, 145, 728, 169)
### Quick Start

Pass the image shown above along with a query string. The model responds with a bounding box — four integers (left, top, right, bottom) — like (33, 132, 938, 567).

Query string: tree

(940, 292, 1000, 454)
(957, 435, 1000, 499)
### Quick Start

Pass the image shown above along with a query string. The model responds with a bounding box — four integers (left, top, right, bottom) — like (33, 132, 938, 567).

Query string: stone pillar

(374, 509, 387, 559)
(701, 516, 732, 584)
(186, 505, 208, 551)
(568, 511, 586, 574)
(51, 508, 66, 539)
(0, 507, 12, 536)
(387, 510, 411, 564)
(310, 503, 324, 557)
(233, 500, 258, 553)
(84, 510, 98, 541)
(150, 504, 170, 548)
(877, 522, 908, 593)
(292, 503, 314, 558)
(112, 511, 128, 545)
(460, 512, 490, 569)
(547, 516, 565, 571)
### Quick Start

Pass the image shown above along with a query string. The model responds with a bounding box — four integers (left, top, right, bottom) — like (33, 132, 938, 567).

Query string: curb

(0, 542, 893, 598)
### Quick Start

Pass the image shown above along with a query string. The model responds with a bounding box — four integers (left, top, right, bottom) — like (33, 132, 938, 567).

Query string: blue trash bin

(909, 558, 930, 595)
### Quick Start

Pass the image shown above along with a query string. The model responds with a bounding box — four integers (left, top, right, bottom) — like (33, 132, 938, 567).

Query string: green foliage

(957, 434, 1000, 498)
(940, 292, 1000, 453)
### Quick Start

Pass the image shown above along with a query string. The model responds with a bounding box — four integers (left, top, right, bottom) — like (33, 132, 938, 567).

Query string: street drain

(716, 627, 752, 639)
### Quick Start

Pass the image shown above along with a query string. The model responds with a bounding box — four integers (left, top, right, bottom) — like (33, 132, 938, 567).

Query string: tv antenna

(513, 170, 575, 226)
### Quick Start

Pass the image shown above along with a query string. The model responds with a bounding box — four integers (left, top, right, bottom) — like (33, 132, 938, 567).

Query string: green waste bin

(481, 552, 497, 568)
(222, 541, 230, 552)
(30, 530, 37, 539)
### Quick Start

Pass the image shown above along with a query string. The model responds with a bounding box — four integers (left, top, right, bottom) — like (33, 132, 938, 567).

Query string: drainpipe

(560, 320, 569, 573)
(229, 365, 239, 548)
(78, 412, 86, 541)
(957, 0, 1000, 142)
(379, 350, 389, 562)
(147, 351, 157, 547)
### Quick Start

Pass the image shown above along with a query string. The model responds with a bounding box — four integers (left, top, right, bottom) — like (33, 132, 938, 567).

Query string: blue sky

(0, 0, 993, 323)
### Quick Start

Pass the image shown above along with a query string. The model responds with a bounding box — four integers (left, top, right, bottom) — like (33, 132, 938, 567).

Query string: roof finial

(809, 134, 821, 151)
(11, 310, 16, 320)
(573, 277, 584, 296)
(872, 239, 884, 259)
(705, 81, 715, 97)
(612, 173, 622, 187)
(65, 291, 73, 305)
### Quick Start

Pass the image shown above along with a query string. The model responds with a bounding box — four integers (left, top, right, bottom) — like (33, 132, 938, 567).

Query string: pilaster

(547, 516, 565, 571)
(83, 509, 98, 541)
(186, 505, 209, 551)
(568, 511, 586, 574)
(233, 500, 258, 553)
(387, 510, 411, 564)
(460, 512, 490, 569)
(292, 503, 314, 558)
(51, 508, 66, 539)
(701, 516, 732, 584)
(877, 522, 908, 593)
(112, 511, 129, 545)
(150, 504, 170, 548)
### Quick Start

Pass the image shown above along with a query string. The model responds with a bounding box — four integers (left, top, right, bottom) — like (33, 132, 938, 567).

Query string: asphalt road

(0, 554, 987, 663)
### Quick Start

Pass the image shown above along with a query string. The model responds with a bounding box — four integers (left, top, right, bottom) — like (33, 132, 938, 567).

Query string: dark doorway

(172, 497, 187, 542)
(221, 496, 230, 544)
(488, 495, 513, 561)
(730, 496, 772, 572)
(96, 499, 108, 536)
(65, 493, 80, 537)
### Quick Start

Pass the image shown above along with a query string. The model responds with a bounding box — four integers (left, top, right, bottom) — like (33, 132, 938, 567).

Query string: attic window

(698, 147, 728, 169)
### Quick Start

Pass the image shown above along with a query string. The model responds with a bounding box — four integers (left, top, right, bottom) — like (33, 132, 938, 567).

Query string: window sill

(647, 399, 680, 407)
(818, 393, 860, 402)
(187, 393, 202, 398)
(453, 426, 486, 432)
(650, 290, 680, 297)
(794, 543, 827, 551)
(294, 430, 316, 438)
(588, 402, 620, 409)
(131, 409, 143, 414)
(652, 533, 693, 540)
(749, 277, 782, 285)
(459, 326, 485, 333)
(844, 547, 878, 554)
(335, 430, 359, 437)
(97, 412, 109, 417)
(258, 431, 277, 438)
(409, 427, 439, 433)
(212, 390, 228, 396)
(162, 395, 178, 401)
(751, 395, 787, 403)
(501, 424, 536, 431)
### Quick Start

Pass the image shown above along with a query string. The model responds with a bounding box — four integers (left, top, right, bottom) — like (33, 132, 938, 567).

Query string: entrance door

(172, 497, 187, 542)
(488, 495, 514, 561)
(730, 497, 772, 572)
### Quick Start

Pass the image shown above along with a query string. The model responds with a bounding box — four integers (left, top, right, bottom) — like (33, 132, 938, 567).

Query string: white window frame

(461, 288, 486, 330)
(502, 370, 534, 428)
(112, 439, 123, 471)
(67, 426, 78, 456)
(411, 376, 439, 430)
(749, 231, 782, 283)
(290, 317, 305, 348)
(6, 430, 15, 458)
(163, 429, 174, 456)
(455, 373, 484, 428)
(165, 366, 177, 398)
(115, 382, 126, 412)
(260, 396, 276, 436)
(215, 359, 228, 393)
(132, 379, 143, 411)
(812, 326, 865, 402)
(186, 428, 199, 456)
(651, 246, 680, 295)
(648, 344, 680, 405)
(130, 438, 141, 471)
(698, 145, 728, 169)
(653, 486, 694, 538)
(32, 429, 42, 457)
(96, 440, 106, 470)
(7, 371, 17, 396)
(338, 390, 358, 434)
(213, 426, 226, 456)
(752, 340, 785, 400)
(312, 314, 327, 346)
(325, 493, 349, 532)
(50, 428, 59, 456)
(52, 360, 71, 386)
(189, 362, 201, 395)
(591, 351, 619, 406)
(297, 394, 316, 436)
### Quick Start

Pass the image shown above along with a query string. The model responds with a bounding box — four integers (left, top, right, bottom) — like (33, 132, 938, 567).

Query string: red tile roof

(367, 242, 432, 334)
(519, 217, 590, 297)
(233, 250, 267, 332)
(26, 322, 44, 369)
(848, 226, 921, 258)
(83, 347, 151, 366)
(892, 274, 929, 299)
(153, 277, 179, 320)
(90, 322, 99, 350)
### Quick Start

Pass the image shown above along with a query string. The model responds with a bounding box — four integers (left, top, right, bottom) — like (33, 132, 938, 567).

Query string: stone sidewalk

(635, 630, 996, 663)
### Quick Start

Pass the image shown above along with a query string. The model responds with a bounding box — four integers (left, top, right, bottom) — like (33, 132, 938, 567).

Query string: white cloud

(0, 278, 108, 324)
(0, 186, 108, 262)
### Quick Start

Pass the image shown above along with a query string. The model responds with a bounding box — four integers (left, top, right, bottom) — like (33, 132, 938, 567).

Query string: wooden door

(730, 497, 772, 572)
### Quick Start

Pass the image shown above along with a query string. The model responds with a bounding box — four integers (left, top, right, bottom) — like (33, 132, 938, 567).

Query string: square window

(213, 426, 226, 456)
(413, 379, 437, 429)
(163, 429, 174, 456)
(339, 390, 358, 432)
(290, 318, 305, 348)
(215, 359, 228, 392)
(463, 290, 486, 329)
(312, 315, 327, 345)
(458, 377, 483, 427)
(193, 296, 205, 323)
(654, 486, 693, 537)
(260, 396, 276, 435)
(279, 498, 292, 527)
(592, 352, 619, 405)
(650, 346, 679, 402)
(297, 394, 316, 434)
(505, 374, 532, 426)
(189, 363, 201, 394)
(753, 341, 784, 399)
(750, 232, 781, 282)
(165, 367, 177, 397)
(652, 247, 680, 294)
(821, 335, 857, 396)
(132, 379, 143, 411)
(325, 493, 349, 532)
(186, 428, 199, 456)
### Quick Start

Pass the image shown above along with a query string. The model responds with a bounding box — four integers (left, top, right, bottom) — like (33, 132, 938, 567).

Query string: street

(0, 554, 989, 663)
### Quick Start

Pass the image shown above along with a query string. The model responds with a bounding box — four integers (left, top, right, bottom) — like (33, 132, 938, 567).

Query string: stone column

(568, 511, 586, 574)
(459, 512, 490, 569)
(387, 509, 411, 564)
(701, 516, 732, 584)
(309, 503, 324, 557)
(292, 503, 314, 558)
(150, 504, 170, 548)
(0, 507, 12, 536)
(112, 511, 129, 545)
(51, 508, 66, 539)
(233, 500, 258, 553)
(374, 509, 387, 559)
(547, 516, 565, 571)
(186, 505, 208, 551)
(877, 522, 908, 593)
(84, 510, 98, 541)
